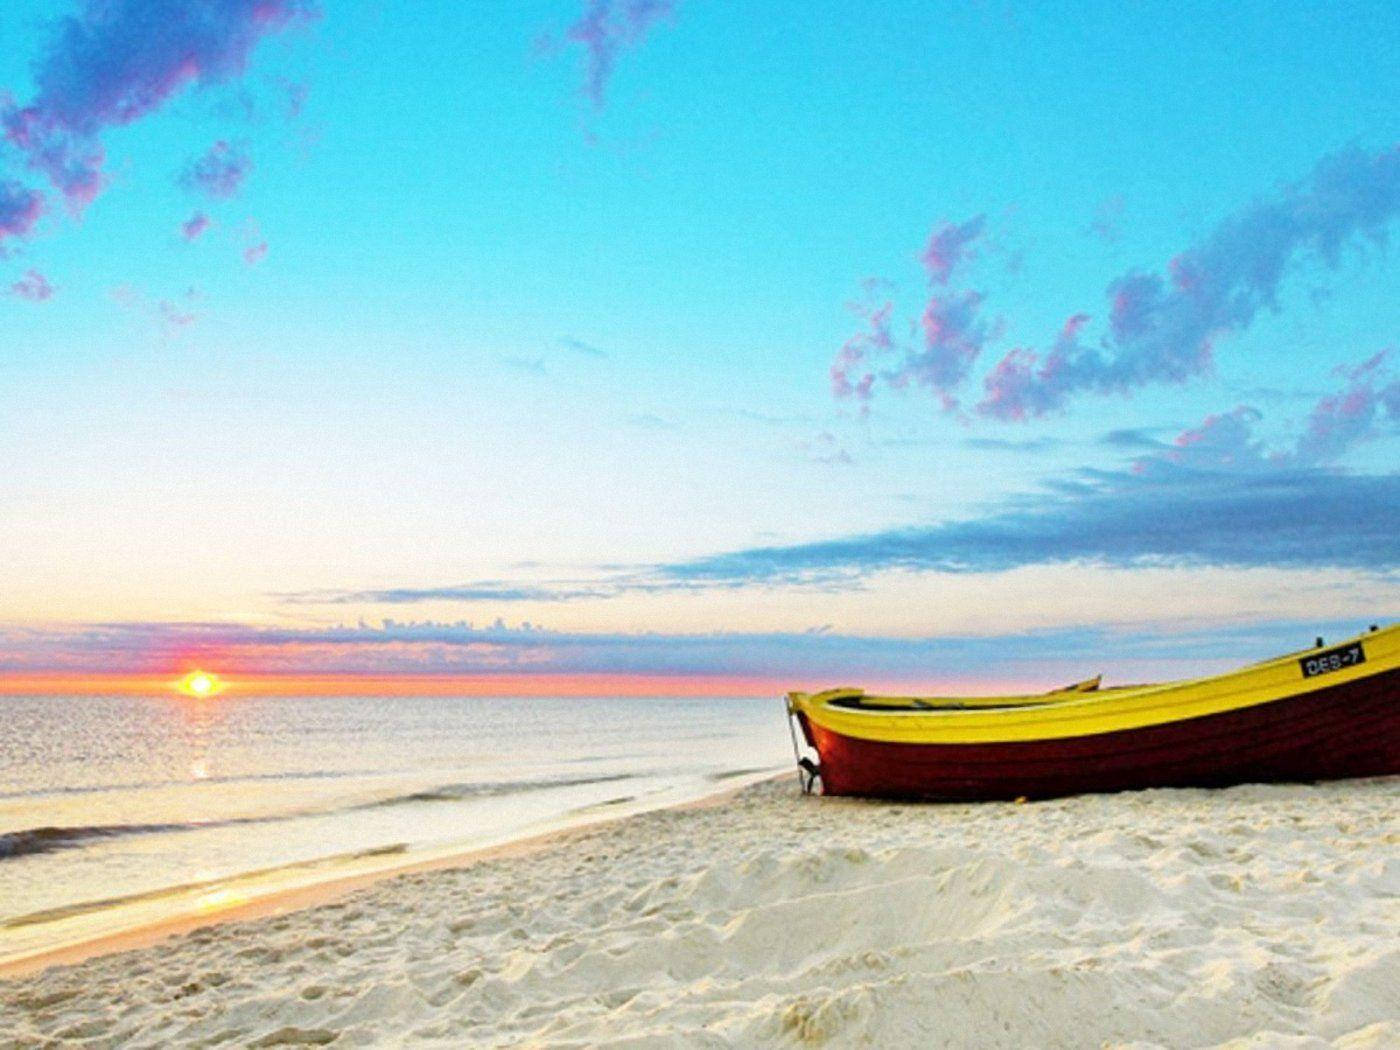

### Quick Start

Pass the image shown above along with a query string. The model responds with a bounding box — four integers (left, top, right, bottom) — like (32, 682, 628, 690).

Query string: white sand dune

(3, 776, 1398, 1048)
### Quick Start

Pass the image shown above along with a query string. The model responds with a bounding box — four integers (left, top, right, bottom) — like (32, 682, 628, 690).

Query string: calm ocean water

(0, 694, 790, 955)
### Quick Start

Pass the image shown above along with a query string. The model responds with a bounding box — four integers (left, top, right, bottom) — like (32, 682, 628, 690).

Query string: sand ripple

(3, 776, 1398, 1048)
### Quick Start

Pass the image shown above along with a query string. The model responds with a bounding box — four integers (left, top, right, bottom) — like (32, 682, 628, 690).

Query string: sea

(0, 693, 791, 964)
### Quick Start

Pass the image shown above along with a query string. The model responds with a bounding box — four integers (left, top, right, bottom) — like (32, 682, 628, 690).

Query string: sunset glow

(177, 670, 224, 698)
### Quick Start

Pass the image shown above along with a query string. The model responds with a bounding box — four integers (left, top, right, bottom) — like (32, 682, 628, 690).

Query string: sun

(177, 670, 224, 698)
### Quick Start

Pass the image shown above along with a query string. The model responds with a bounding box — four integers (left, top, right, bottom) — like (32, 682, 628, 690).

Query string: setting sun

(177, 670, 224, 698)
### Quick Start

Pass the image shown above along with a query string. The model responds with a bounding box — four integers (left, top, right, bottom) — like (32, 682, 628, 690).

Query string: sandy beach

(2, 775, 1397, 1048)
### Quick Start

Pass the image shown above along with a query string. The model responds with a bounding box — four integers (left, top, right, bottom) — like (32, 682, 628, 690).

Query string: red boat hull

(799, 666, 1400, 800)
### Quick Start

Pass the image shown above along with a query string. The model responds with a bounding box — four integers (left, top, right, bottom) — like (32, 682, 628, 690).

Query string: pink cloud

(9, 268, 56, 301)
(243, 239, 268, 266)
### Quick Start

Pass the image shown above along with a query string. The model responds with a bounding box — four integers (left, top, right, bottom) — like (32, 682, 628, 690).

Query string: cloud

(242, 222, 268, 265)
(1086, 195, 1125, 244)
(159, 295, 198, 332)
(560, 337, 608, 358)
(3, 616, 1390, 684)
(800, 431, 853, 465)
(671, 364, 1400, 584)
(8, 268, 55, 301)
(961, 436, 1061, 453)
(830, 298, 892, 405)
(561, 0, 677, 110)
(979, 144, 1400, 419)
(180, 211, 211, 241)
(502, 355, 548, 375)
(921, 214, 985, 286)
(2, 0, 314, 215)
(275, 366, 1400, 610)
(182, 140, 252, 199)
(0, 180, 44, 249)
(280, 582, 616, 605)
(1295, 350, 1400, 464)
(901, 288, 992, 407)
(832, 216, 994, 411)
(661, 469, 1399, 584)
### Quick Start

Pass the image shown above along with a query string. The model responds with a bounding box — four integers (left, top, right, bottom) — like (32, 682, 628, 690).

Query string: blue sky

(2, 1, 1397, 686)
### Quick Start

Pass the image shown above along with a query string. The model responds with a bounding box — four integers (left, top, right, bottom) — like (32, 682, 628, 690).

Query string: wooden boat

(786, 624, 1399, 800)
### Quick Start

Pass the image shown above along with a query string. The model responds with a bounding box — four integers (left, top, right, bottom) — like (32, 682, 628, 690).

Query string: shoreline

(0, 768, 789, 980)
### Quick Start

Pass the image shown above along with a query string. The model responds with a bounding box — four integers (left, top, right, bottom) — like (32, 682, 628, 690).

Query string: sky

(2, 1, 1397, 693)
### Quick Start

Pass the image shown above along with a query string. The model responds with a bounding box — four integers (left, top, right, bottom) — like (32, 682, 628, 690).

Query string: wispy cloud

(559, 0, 677, 110)
(560, 337, 609, 358)
(8, 268, 55, 301)
(182, 140, 253, 199)
(279, 365, 1400, 605)
(672, 362, 1400, 584)
(4, 616, 1390, 685)
(2, 0, 314, 217)
(280, 582, 616, 605)
(980, 144, 1400, 419)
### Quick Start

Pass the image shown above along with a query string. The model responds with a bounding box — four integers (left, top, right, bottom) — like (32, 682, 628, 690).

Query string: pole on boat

(783, 694, 820, 795)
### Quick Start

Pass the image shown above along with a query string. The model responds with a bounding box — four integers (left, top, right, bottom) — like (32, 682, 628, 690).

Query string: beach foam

(3, 776, 1398, 1047)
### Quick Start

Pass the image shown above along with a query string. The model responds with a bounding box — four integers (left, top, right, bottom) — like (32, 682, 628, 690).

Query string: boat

(785, 623, 1399, 800)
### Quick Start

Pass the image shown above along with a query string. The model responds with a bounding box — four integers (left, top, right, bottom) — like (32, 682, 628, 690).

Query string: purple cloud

(564, 0, 677, 109)
(159, 295, 198, 331)
(243, 239, 268, 265)
(979, 144, 1400, 419)
(0, 180, 44, 249)
(1135, 353, 1399, 478)
(2, 0, 314, 209)
(1295, 350, 1400, 464)
(830, 298, 893, 406)
(906, 216, 993, 405)
(180, 211, 211, 241)
(9, 268, 56, 301)
(8, 616, 1381, 684)
(182, 140, 252, 199)
(921, 214, 985, 285)
(830, 217, 995, 411)
(899, 288, 992, 409)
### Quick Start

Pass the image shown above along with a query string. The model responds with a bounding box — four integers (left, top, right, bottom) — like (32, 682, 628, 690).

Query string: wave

(0, 766, 409, 802)
(0, 823, 191, 859)
(371, 772, 636, 805)
(1, 771, 646, 861)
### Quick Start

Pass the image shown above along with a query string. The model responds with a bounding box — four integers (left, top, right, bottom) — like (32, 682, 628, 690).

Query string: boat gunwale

(789, 624, 1398, 744)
